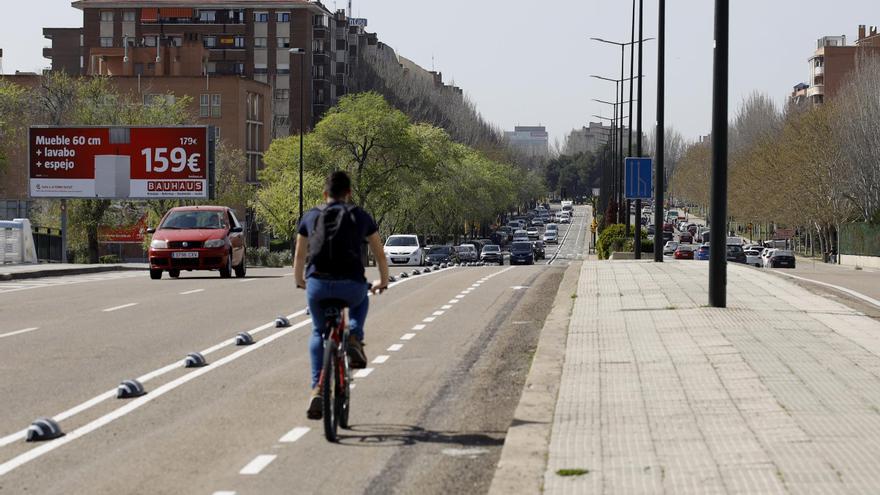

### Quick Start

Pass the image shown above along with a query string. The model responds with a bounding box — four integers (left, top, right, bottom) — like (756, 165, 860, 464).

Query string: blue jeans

(305, 278, 370, 388)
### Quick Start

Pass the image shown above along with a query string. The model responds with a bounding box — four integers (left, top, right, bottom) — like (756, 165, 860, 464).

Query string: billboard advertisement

(29, 126, 214, 199)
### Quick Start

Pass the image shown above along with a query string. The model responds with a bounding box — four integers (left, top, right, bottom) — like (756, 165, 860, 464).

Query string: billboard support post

(60, 199, 68, 263)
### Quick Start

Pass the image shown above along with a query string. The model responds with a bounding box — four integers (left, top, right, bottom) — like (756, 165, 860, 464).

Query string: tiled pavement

(545, 261, 880, 494)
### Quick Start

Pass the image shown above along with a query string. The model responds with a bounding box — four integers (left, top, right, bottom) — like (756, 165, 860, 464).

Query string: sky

(1, 0, 873, 146)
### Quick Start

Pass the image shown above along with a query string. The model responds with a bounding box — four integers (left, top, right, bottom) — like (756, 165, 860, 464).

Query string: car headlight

(204, 239, 226, 248)
(150, 239, 168, 249)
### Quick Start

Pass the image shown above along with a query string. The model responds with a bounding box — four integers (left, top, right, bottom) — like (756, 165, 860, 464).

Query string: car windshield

(160, 210, 227, 230)
(511, 242, 532, 251)
(460, 244, 476, 252)
(726, 245, 744, 255)
(428, 246, 452, 255)
(386, 236, 418, 247)
(482, 245, 500, 253)
(773, 250, 794, 257)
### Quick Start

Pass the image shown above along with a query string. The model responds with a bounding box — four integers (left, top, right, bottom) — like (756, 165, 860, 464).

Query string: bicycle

(317, 298, 351, 442)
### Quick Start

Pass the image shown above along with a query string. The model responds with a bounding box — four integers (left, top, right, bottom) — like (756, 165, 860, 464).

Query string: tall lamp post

(654, 0, 666, 262)
(709, 0, 729, 307)
(289, 48, 306, 221)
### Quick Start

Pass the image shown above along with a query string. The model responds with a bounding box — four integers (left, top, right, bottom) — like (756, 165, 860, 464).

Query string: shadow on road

(336, 424, 505, 448)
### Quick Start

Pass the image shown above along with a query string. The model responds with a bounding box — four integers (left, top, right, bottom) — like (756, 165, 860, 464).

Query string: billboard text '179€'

(29, 126, 214, 199)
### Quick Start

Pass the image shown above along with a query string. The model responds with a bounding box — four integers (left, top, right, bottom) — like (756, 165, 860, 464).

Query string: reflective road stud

(184, 352, 207, 368)
(235, 332, 254, 346)
(275, 316, 290, 328)
(116, 379, 146, 399)
(26, 418, 64, 442)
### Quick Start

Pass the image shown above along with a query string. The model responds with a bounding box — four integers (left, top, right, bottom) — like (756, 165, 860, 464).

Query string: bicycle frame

(318, 303, 351, 441)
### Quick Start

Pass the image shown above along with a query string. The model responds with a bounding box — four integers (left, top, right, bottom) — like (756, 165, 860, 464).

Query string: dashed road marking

(354, 368, 374, 378)
(372, 355, 390, 364)
(278, 427, 310, 443)
(432, 310, 444, 316)
(441, 305, 452, 309)
(401, 333, 416, 340)
(102, 303, 138, 312)
(412, 324, 426, 331)
(387, 344, 403, 351)
(0, 327, 38, 339)
(238, 278, 258, 283)
(455, 295, 465, 299)
(213, 491, 237, 495)
(422, 317, 436, 323)
(179, 289, 205, 295)
(449, 299, 460, 304)
(239, 454, 277, 475)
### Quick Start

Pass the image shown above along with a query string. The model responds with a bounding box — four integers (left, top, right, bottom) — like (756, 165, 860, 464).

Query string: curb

(0, 265, 147, 281)
(488, 259, 581, 495)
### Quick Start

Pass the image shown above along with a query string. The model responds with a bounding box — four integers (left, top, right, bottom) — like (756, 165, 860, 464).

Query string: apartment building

(564, 122, 611, 155)
(504, 126, 550, 160)
(43, 28, 83, 74)
(803, 25, 880, 104)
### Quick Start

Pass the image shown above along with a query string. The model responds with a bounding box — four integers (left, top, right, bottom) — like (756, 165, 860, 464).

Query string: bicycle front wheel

(322, 342, 339, 442)
(338, 341, 351, 429)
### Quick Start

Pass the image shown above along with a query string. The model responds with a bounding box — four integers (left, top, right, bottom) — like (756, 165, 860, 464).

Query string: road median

(0, 263, 147, 281)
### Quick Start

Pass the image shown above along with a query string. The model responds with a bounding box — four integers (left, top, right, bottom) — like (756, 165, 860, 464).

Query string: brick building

(802, 25, 880, 104)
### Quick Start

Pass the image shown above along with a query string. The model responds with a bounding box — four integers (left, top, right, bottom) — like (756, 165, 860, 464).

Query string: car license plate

(392, 258, 408, 264)
(172, 252, 199, 259)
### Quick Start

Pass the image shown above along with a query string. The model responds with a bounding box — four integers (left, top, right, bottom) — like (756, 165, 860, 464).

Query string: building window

(198, 10, 216, 22)
(315, 88, 325, 105)
(275, 89, 289, 100)
(100, 37, 113, 47)
(199, 94, 210, 117)
(169, 36, 182, 47)
(254, 11, 268, 22)
(214, 127, 220, 141)
(211, 94, 222, 117)
(143, 36, 157, 47)
(313, 64, 324, 78)
(277, 37, 290, 48)
(123, 11, 136, 22)
(274, 115, 291, 127)
(236, 63, 245, 74)
(277, 68, 290, 75)
(254, 67, 268, 75)
(100, 11, 114, 22)
(336, 39, 346, 51)
(313, 14, 328, 27)
(277, 12, 290, 22)
(254, 37, 267, 48)
(234, 36, 245, 48)
(204, 36, 217, 48)
(144, 94, 175, 106)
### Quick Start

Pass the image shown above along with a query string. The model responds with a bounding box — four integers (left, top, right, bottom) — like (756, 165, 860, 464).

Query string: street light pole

(290, 48, 306, 222)
(709, 0, 729, 307)
(654, 0, 666, 263)
(634, 0, 644, 259)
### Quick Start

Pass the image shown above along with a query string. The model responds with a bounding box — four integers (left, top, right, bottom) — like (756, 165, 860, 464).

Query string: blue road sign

(625, 157, 653, 200)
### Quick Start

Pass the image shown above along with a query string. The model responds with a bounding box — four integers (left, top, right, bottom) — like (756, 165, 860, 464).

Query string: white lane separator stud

(239, 455, 277, 475)
(387, 344, 403, 352)
(401, 333, 416, 340)
(372, 355, 390, 364)
(102, 303, 138, 312)
(354, 368, 374, 378)
(412, 324, 426, 331)
(279, 427, 310, 443)
(432, 311, 444, 316)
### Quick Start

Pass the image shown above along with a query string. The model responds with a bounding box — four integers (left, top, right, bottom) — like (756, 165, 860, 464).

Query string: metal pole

(654, 0, 666, 262)
(299, 52, 305, 221)
(709, 0, 729, 308)
(60, 199, 68, 263)
(634, 0, 644, 259)
(627, 0, 636, 229)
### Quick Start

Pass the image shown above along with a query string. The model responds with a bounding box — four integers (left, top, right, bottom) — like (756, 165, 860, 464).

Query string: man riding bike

(293, 171, 390, 420)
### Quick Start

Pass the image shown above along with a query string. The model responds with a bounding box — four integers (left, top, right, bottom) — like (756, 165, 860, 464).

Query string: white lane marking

(279, 427, 310, 443)
(432, 310, 444, 316)
(0, 327, 38, 339)
(0, 318, 312, 473)
(471, 284, 480, 288)
(441, 305, 452, 310)
(412, 324, 426, 331)
(179, 289, 205, 295)
(455, 295, 465, 299)
(422, 317, 436, 323)
(354, 368, 374, 378)
(239, 454, 277, 475)
(350, 383, 357, 390)
(449, 299, 460, 304)
(213, 491, 237, 495)
(511, 286, 530, 290)
(0, 265, 451, 449)
(401, 333, 416, 340)
(102, 302, 138, 312)
(372, 355, 390, 364)
(775, 271, 880, 309)
(238, 278, 258, 283)
(387, 344, 403, 351)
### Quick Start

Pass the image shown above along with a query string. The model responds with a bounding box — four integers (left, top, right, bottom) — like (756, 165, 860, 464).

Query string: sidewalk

(492, 260, 880, 494)
(0, 263, 147, 281)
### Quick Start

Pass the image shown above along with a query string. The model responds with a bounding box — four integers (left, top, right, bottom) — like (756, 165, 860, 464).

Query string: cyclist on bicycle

(293, 170, 390, 420)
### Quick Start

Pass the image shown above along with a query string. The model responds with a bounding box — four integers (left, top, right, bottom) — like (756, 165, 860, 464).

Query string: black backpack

(308, 204, 362, 276)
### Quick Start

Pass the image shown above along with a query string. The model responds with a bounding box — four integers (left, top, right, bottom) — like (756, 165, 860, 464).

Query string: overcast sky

(1, 0, 873, 146)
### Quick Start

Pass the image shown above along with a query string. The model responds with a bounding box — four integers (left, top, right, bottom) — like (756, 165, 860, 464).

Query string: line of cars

(662, 226, 796, 269)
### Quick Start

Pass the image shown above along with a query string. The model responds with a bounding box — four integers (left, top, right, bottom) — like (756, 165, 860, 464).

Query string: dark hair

(325, 170, 351, 199)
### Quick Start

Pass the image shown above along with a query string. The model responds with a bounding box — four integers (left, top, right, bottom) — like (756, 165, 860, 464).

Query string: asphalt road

(0, 206, 591, 494)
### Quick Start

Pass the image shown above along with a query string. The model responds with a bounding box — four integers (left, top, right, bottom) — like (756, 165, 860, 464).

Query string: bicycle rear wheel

(322, 342, 339, 442)
(338, 340, 351, 429)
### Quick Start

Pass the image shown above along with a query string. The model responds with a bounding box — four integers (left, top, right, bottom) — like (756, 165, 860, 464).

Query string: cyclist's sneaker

(307, 387, 322, 420)
(348, 336, 367, 369)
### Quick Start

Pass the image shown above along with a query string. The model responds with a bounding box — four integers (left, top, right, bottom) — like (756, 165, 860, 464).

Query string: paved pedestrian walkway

(544, 261, 880, 494)
(0, 263, 146, 280)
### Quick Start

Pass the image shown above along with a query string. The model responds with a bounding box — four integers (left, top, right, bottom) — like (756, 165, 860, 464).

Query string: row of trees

(0, 73, 252, 262)
(671, 56, 880, 253)
(253, 92, 544, 243)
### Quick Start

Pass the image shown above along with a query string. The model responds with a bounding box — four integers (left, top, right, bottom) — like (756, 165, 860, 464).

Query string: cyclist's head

(324, 170, 352, 201)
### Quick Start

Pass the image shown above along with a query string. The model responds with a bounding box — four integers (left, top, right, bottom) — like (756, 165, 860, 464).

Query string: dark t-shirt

(297, 202, 378, 281)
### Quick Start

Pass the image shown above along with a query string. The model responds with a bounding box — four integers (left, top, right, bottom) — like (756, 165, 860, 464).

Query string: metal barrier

(32, 226, 62, 262)
(840, 223, 880, 257)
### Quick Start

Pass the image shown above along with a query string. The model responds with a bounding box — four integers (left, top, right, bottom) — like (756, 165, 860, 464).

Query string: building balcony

(806, 85, 825, 97)
(43, 47, 53, 59)
(813, 65, 824, 76)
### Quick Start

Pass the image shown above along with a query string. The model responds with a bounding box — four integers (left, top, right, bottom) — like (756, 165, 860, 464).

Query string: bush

(99, 254, 122, 264)
(246, 247, 292, 267)
(597, 224, 651, 259)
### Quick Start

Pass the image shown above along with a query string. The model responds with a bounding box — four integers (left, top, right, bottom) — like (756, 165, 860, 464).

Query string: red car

(673, 246, 695, 260)
(147, 206, 247, 279)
